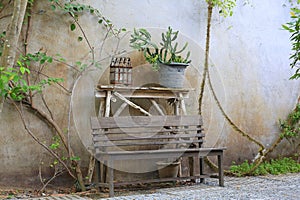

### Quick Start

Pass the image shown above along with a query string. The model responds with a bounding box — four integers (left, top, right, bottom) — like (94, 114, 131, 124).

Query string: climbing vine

(282, 2, 300, 79)
(1, 0, 299, 194)
(200, 0, 300, 176)
(0, 0, 125, 192)
(280, 103, 300, 139)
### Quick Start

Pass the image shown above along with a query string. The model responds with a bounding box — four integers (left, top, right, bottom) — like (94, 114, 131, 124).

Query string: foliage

(283, 1, 300, 79)
(206, 0, 236, 17)
(0, 32, 5, 57)
(288, 0, 300, 6)
(279, 103, 300, 138)
(48, 0, 124, 37)
(48, 135, 80, 168)
(0, 53, 63, 101)
(130, 26, 191, 70)
(230, 157, 300, 177)
(0, 0, 121, 192)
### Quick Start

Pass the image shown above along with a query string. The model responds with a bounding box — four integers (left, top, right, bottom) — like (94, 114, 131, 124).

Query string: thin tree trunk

(198, 2, 213, 114)
(0, 0, 28, 69)
(0, 0, 28, 112)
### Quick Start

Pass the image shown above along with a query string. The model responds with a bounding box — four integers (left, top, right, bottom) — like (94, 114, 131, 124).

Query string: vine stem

(29, 103, 86, 191)
(38, 158, 64, 193)
(199, 1, 268, 175)
(198, 1, 213, 115)
(10, 100, 76, 180)
(200, 0, 265, 151)
(207, 68, 265, 150)
(72, 18, 95, 61)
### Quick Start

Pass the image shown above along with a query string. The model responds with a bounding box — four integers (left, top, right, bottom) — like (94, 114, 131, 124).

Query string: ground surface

(1, 173, 300, 199)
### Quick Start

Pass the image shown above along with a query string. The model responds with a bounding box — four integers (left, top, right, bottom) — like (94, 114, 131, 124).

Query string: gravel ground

(100, 173, 300, 200)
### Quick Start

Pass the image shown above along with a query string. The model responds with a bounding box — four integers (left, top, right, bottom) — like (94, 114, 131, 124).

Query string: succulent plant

(130, 26, 191, 70)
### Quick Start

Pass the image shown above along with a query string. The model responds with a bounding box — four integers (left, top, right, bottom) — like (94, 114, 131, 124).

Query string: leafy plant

(282, 5, 300, 79)
(0, 31, 5, 57)
(207, 0, 236, 17)
(230, 157, 300, 176)
(0, 53, 63, 102)
(279, 103, 300, 138)
(48, 135, 81, 168)
(48, 0, 124, 39)
(130, 26, 191, 70)
(0, 0, 122, 192)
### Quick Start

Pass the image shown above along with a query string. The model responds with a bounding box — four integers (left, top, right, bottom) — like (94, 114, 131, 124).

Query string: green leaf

(282, 24, 293, 32)
(70, 23, 76, 31)
(78, 36, 83, 41)
(48, 57, 53, 63)
(20, 67, 26, 74)
(50, 5, 56, 10)
(70, 156, 81, 161)
(40, 58, 46, 64)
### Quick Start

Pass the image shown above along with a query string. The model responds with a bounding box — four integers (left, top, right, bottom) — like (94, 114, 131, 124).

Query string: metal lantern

(110, 57, 132, 86)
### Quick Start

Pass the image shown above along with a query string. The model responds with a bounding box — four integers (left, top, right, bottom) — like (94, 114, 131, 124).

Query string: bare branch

(10, 100, 76, 179)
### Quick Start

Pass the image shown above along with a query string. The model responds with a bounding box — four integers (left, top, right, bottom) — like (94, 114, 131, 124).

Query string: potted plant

(156, 160, 181, 178)
(130, 26, 191, 88)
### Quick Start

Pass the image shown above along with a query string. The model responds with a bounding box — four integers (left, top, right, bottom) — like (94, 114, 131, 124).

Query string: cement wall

(0, 0, 299, 186)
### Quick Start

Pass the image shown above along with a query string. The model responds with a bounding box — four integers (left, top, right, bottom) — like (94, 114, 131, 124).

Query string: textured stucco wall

(0, 0, 299, 186)
(88, 0, 300, 160)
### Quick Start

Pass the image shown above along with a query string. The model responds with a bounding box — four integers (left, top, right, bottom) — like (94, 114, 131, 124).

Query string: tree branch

(10, 100, 76, 179)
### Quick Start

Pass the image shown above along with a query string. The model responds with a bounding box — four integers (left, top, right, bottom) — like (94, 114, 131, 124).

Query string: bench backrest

(91, 115, 204, 152)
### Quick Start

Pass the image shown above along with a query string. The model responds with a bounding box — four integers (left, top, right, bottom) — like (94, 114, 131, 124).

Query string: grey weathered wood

(174, 100, 180, 115)
(91, 117, 101, 130)
(95, 85, 193, 99)
(105, 91, 112, 117)
(98, 99, 105, 117)
(113, 102, 128, 117)
(94, 115, 202, 129)
(218, 154, 224, 187)
(92, 126, 204, 135)
(91, 115, 226, 197)
(108, 160, 114, 197)
(113, 91, 152, 116)
(200, 157, 204, 183)
(179, 93, 187, 115)
(150, 99, 165, 115)
(93, 133, 204, 142)
(94, 139, 203, 148)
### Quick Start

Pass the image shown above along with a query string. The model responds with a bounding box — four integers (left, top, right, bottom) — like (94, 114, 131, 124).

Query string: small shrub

(230, 157, 300, 176)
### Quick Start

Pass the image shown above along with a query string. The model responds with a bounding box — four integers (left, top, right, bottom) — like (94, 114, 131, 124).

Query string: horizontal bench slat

(92, 133, 205, 142)
(96, 147, 227, 154)
(91, 115, 203, 129)
(93, 127, 204, 135)
(94, 139, 203, 147)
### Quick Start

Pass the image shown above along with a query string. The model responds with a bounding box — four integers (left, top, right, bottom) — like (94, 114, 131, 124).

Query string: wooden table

(95, 85, 194, 117)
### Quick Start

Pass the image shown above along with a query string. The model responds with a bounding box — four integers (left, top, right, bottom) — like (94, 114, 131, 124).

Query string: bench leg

(189, 157, 195, 182)
(218, 153, 224, 187)
(199, 157, 204, 183)
(96, 160, 101, 191)
(108, 160, 114, 197)
(103, 162, 107, 184)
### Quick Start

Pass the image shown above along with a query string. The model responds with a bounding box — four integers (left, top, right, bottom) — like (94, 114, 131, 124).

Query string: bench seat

(91, 115, 226, 197)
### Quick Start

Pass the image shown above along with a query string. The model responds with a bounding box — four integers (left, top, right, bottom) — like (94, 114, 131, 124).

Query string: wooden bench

(91, 115, 226, 197)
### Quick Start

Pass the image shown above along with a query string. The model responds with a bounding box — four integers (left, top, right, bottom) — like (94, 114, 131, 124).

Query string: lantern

(110, 57, 132, 86)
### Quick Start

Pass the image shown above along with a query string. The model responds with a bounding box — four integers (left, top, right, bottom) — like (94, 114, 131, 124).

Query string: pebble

(99, 173, 300, 200)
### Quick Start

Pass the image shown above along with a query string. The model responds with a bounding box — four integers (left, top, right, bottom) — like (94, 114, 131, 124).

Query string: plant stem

(198, 2, 213, 115)
(11, 100, 76, 179)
